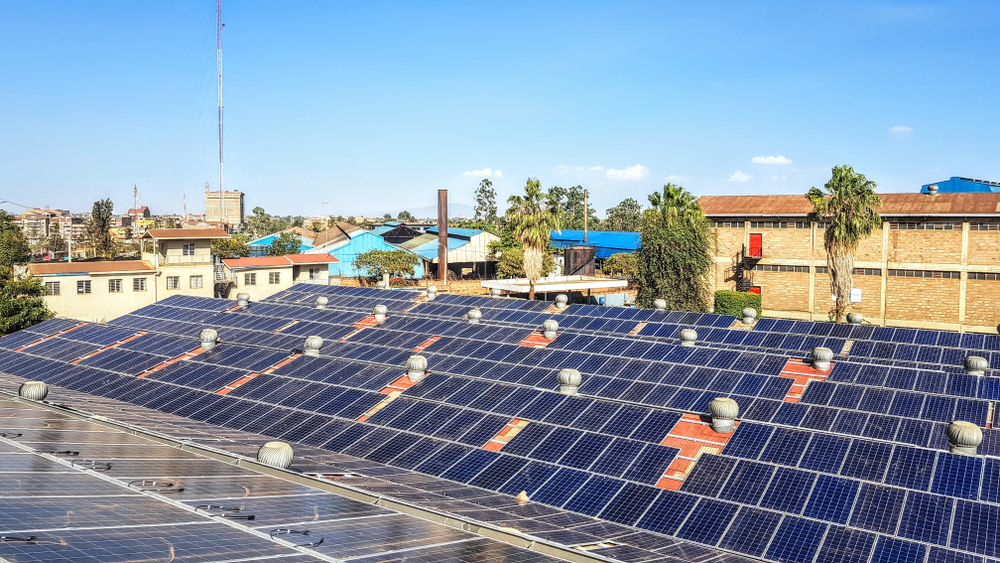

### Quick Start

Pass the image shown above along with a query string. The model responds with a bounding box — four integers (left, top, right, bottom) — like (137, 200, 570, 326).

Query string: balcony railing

(162, 254, 213, 265)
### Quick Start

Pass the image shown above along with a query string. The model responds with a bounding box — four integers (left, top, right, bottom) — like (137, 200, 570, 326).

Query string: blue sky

(1, 1, 998, 217)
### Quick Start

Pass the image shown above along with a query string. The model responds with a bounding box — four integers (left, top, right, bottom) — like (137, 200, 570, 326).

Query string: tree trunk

(827, 246, 855, 323)
(529, 280, 535, 301)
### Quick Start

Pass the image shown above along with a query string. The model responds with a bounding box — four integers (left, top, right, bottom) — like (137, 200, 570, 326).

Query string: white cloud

(752, 155, 792, 165)
(463, 168, 501, 178)
(557, 165, 571, 172)
(890, 125, 912, 133)
(726, 170, 752, 183)
(605, 164, 650, 180)
(587, 166, 603, 172)
(664, 174, 690, 184)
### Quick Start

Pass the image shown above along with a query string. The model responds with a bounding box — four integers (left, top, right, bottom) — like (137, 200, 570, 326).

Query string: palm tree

(646, 183, 704, 226)
(505, 178, 560, 300)
(807, 165, 883, 323)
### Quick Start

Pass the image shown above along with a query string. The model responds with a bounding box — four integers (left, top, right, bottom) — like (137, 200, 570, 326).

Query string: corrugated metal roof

(143, 228, 229, 239)
(698, 192, 1000, 217)
(223, 254, 338, 269)
(398, 233, 438, 251)
(549, 230, 641, 259)
(29, 260, 156, 275)
(426, 226, 482, 239)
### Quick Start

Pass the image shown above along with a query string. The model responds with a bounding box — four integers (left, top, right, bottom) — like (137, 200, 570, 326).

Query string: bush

(714, 290, 761, 318)
(497, 247, 556, 279)
(601, 252, 637, 280)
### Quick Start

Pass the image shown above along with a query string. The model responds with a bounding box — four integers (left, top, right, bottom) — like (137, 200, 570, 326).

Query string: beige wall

(710, 221, 1000, 332)
(227, 264, 330, 302)
(39, 272, 157, 322)
(155, 264, 216, 299)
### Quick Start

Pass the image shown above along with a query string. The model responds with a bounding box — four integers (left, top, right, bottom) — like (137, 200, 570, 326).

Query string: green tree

(473, 179, 498, 224)
(247, 207, 291, 238)
(45, 223, 68, 253)
(353, 249, 420, 278)
(85, 198, 119, 259)
(397, 210, 415, 222)
(636, 184, 715, 311)
(505, 178, 560, 300)
(807, 165, 883, 323)
(603, 198, 643, 232)
(602, 252, 638, 280)
(211, 233, 251, 258)
(268, 232, 303, 256)
(0, 211, 53, 335)
(382, 213, 393, 221)
(496, 247, 556, 279)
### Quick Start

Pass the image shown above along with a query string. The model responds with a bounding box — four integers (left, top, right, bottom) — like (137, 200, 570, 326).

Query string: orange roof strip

(518, 332, 552, 348)
(659, 437, 712, 458)
(273, 320, 300, 334)
(784, 396, 801, 403)
(356, 414, 370, 423)
(14, 322, 87, 351)
(136, 345, 204, 378)
(656, 477, 684, 490)
(483, 441, 505, 452)
(668, 421, 736, 444)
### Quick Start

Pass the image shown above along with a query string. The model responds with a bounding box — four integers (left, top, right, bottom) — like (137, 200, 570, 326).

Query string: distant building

(921, 177, 1000, 194)
(700, 190, 1000, 333)
(248, 227, 318, 256)
(399, 226, 499, 279)
(204, 190, 245, 227)
(307, 222, 425, 278)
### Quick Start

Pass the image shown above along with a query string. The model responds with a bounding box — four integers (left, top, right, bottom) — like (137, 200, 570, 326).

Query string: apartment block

(204, 189, 245, 227)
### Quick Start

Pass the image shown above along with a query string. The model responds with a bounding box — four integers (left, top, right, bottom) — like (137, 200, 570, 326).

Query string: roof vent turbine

(489, 288, 502, 298)
(946, 420, 982, 455)
(964, 355, 988, 376)
(425, 285, 438, 301)
(315, 296, 328, 310)
(406, 355, 428, 382)
(847, 312, 864, 324)
(541, 319, 559, 340)
(257, 441, 294, 469)
(372, 305, 388, 322)
(467, 309, 482, 324)
(18, 381, 48, 401)
(236, 293, 250, 308)
(304, 336, 323, 357)
(200, 328, 219, 351)
(812, 347, 834, 371)
(557, 369, 581, 395)
(708, 397, 739, 433)
(927, 184, 939, 195)
(741, 307, 757, 325)
(653, 299, 667, 311)
(554, 294, 569, 310)
(679, 328, 697, 347)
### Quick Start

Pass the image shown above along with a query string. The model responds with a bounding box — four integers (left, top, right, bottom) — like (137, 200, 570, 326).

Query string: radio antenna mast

(217, 0, 225, 229)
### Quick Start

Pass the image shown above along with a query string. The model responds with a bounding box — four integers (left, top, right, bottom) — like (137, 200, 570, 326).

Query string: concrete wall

(710, 221, 1000, 332)
(226, 264, 330, 302)
(38, 272, 157, 322)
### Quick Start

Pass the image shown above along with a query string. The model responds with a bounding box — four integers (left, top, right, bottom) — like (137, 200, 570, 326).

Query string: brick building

(700, 191, 1000, 333)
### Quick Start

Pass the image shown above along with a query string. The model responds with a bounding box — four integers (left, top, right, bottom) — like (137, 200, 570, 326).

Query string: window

(309, 267, 320, 280)
(166, 276, 180, 290)
(712, 221, 745, 228)
(190, 275, 203, 289)
(853, 268, 882, 276)
(109, 279, 123, 293)
(749, 221, 809, 229)
(969, 272, 1000, 281)
(889, 222, 956, 230)
(888, 269, 960, 279)
(77, 280, 91, 294)
(755, 264, 809, 273)
(182, 243, 196, 256)
(244, 273, 257, 286)
(133, 278, 146, 291)
(44, 282, 60, 295)
(970, 223, 1000, 231)
(269, 272, 281, 284)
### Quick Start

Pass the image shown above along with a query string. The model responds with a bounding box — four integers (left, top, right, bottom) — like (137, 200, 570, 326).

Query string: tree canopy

(0, 210, 53, 335)
(603, 198, 643, 232)
(505, 178, 560, 300)
(353, 249, 420, 278)
(547, 185, 599, 231)
(211, 233, 251, 258)
(85, 198, 118, 259)
(397, 210, 415, 222)
(807, 165, 883, 322)
(635, 184, 715, 311)
(247, 207, 290, 238)
(474, 179, 499, 225)
(268, 232, 303, 256)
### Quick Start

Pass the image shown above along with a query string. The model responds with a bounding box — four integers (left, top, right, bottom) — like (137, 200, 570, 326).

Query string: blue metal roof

(426, 226, 482, 239)
(247, 234, 312, 255)
(549, 230, 640, 259)
(412, 236, 468, 260)
(921, 177, 1000, 193)
(370, 225, 393, 235)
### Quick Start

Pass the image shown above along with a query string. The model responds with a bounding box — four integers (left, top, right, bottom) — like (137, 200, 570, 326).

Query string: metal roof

(698, 192, 1000, 217)
(29, 260, 156, 275)
(549, 230, 641, 259)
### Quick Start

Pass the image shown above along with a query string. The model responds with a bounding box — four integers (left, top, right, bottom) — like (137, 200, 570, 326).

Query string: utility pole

(183, 194, 187, 223)
(584, 189, 589, 243)
(133, 184, 139, 237)
(217, 0, 225, 230)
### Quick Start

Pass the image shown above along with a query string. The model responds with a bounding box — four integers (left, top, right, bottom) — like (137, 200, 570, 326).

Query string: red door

(748, 234, 763, 258)
(749, 286, 761, 295)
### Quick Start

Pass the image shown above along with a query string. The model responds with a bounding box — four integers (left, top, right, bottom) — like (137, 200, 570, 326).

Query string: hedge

(714, 290, 762, 319)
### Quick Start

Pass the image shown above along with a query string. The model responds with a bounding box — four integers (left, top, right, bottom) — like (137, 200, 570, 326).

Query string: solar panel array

(3, 283, 1000, 563)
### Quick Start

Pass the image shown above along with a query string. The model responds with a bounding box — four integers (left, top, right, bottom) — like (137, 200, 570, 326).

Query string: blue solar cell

(931, 453, 984, 500)
(863, 415, 901, 441)
(529, 427, 585, 463)
(590, 438, 645, 477)
(759, 428, 810, 466)
(982, 458, 1000, 503)
(733, 373, 769, 396)
(636, 489, 698, 536)
(717, 461, 775, 504)
(764, 516, 828, 563)
(742, 398, 782, 422)
(800, 381, 836, 405)
(600, 405, 650, 437)
(869, 536, 927, 563)
(434, 410, 488, 441)
(922, 395, 958, 423)
(770, 402, 808, 426)
(857, 365, 890, 386)
(950, 500, 1000, 556)
(440, 449, 499, 483)
(469, 455, 530, 490)
(676, 498, 740, 545)
(562, 475, 625, 515)
(457, 414, 510, 447)
(717, 506, 782, 558)
(574, 401, 623, 432)
(955, 399, 990, 427)
(759, 466, 816, 513)
(598, 483, 661, 526)
(723, 422, 774, 460)
(759, 377, 794, 400)
(828, 383, 865, 409)
(532, 467, 591, 507)
(897, 490, 953, 546)
(850, 483, 905, 534)
(622, 444, 678, 485)
(803, 475, 860, 524)
(858, 388, 894, 414)
(841, 440, 893, 482)
(501, 423, 554, 457)
(896, 418, 933, 447)
(558, 433, 614, 470)
(830, 410, 868, 435)
(814, 526, 876, 563)
(497, 461, 560, 496)
(680, 454, 738, 497)
(927, 547, 981, 563)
